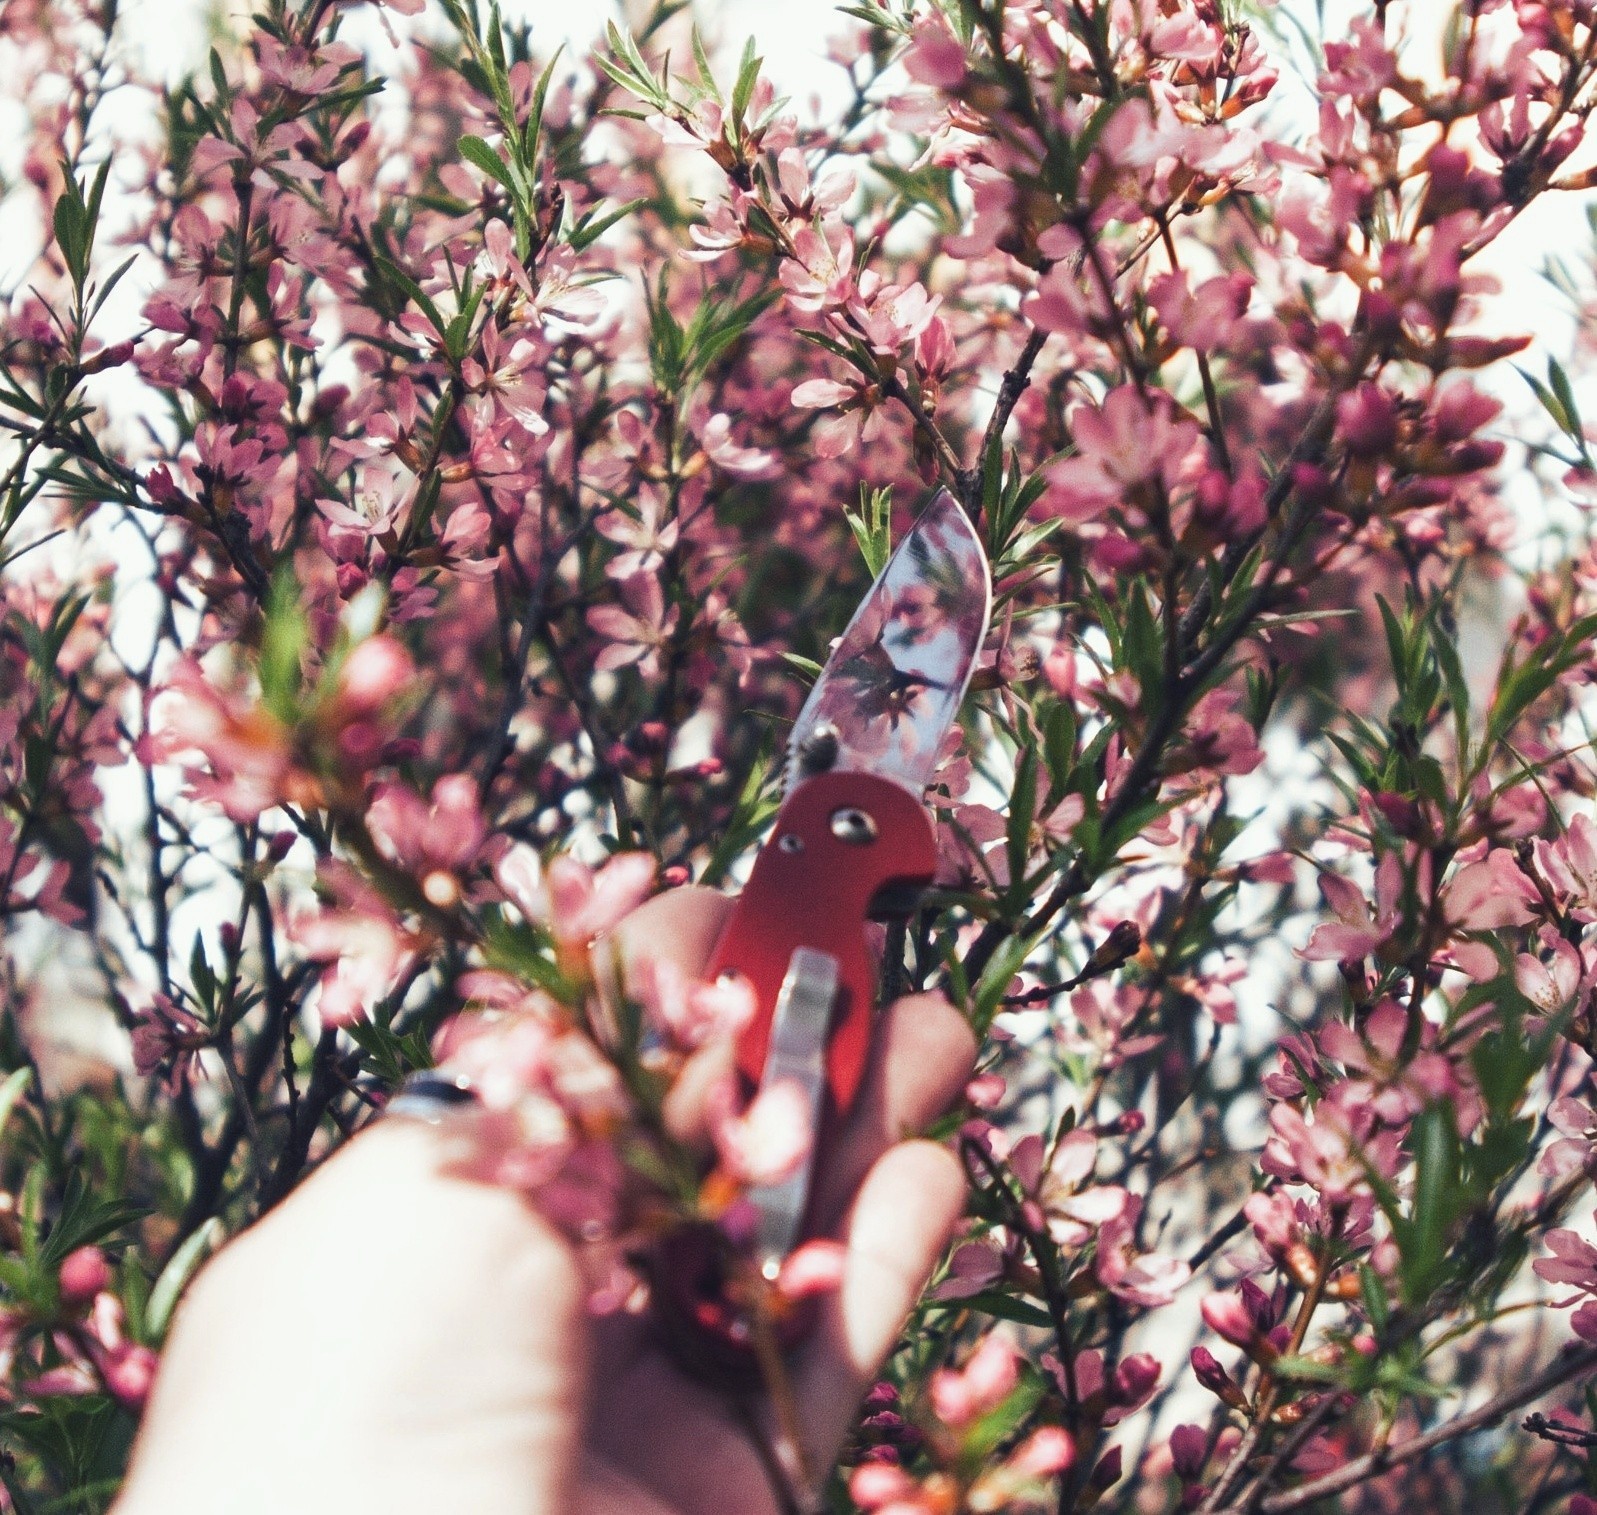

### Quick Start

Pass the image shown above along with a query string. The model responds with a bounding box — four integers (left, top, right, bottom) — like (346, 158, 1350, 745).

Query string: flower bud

(1337, 383, 1400, 458)
(58, 1246, 110, 1307)
(1190, 1346, 1248, 1409)
(1087, 1444, 1123, 1494)
(102, 1343, 157, 1410)
(1009, 1425, 1075, 1478)
(337, 635, 414, 716)
(1111, 1352, 1160, 1408)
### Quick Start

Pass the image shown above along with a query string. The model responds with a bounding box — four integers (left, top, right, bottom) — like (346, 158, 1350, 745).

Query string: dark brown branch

(1209, 1343, 1597, 1515)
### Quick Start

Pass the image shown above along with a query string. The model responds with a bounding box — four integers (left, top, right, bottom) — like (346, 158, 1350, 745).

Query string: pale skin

(114, 888, 977, 1515)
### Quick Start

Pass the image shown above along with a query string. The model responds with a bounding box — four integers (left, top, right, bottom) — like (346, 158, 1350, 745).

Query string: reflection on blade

(785, 489, 992, 795)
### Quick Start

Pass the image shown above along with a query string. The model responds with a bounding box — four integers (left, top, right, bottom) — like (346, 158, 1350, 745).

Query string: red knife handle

(710, 770, 940, 1121)
(652, 772, 938, 1382)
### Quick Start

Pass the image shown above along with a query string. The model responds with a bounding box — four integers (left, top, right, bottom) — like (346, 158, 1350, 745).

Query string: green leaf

(1004, 745, 1037, 908)
(1549, 356, 1583, 441)
(566, 197, 646, 251)
(459, 134, 515, 192)
(39, 1174, 144, 1267)
(1359, 1262, 1389, 1335)
(1401, 1102, 1462, 1304)
(1041, 698, 1077, 798)
(731, 36, 762, 124)
(971, 927, 1043, 1034)
(0, 1067, 33, 1147)
(188, 933, 216, 1015)
(146, 1219, 223, 1341)
(961, 1371, 1047, 1464)
(521, 47, 564, 168)
(480, 909, 575, 1001)
(258, 569, 308, 724)
(844, 486, 893, 576)
(701, 746, 781, 887)
(374, 254, 448, 339)
(934, 1289, 1053, 1329)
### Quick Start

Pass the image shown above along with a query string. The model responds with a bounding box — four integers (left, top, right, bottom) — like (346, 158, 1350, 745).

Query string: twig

(1208, 1343, 1597, 1515)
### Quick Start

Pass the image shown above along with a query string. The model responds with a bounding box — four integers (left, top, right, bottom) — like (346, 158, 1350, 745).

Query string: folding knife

(655, 488, 991, 1373)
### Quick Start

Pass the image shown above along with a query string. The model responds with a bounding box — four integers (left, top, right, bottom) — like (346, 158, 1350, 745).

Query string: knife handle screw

(796, 723, 840, 775)
(778, 833, 805, 854)
(829, 807, 878, 846)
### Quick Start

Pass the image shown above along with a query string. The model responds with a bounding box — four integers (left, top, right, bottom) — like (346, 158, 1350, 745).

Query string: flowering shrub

(4, 0, 1597, 1507)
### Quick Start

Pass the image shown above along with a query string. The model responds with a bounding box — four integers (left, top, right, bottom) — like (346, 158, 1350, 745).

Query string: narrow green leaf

(731, 37, 762, 122)
(0, 1068, 33, 1147)
(146, 1219, 223, 1341)
(459, 134, 515, 190)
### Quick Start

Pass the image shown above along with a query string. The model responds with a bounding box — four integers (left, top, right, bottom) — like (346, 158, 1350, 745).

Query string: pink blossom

(1536, 813, 1597, 920)
(1535, 1214, 1597, 1342)
(1443, 849, 1538, 931)
(902, 20, 966, 89)
(933, 1239, 1006, 1300)
(1041, 386, 1203, 524)
(291, 863, 420, 1028)
(629, 953, 755, 1049)
(778, 226, 857, 314)
(1096, 1196, 1192, 1307)
(700, 413, 779, 478)
(1516, 933, 1589, 1015)
(930, 1332, 1019, 1427)
(543, 853, 656, 947)
(847, 275, 942, 355)
(367, 774, 488, 899)
(710, 1076, 813, 1186)
(1541, 1097, 1597, 1180)
(587, 573, 679, 680)
(1007, 1425, 1076, 1478)
(130, 996, 211, 1087)
(1299, 852, 1403, 963)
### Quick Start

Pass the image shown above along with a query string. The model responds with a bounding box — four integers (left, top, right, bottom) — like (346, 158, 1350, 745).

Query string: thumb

(119, 1118, 590, 1515)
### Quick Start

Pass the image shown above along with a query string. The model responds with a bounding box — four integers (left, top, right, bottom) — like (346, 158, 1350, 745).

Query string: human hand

(113, 887, 976, 1515)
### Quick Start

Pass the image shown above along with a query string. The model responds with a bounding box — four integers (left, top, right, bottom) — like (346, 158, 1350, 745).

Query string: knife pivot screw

(829, 807, 878, 845)
(778, 833, 805, 854)
(796, 723, 840, 776)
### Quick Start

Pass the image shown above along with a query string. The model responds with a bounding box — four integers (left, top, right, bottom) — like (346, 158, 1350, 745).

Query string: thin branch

(1209, 1343, 1597, 1515)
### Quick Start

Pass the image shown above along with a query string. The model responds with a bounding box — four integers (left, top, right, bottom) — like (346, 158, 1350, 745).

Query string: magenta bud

(1111, 1352, 1160, 1407)
(1169, 1423, 1207, 1481)
(1371, 791, 1420, 835)
(1088, 1444, 1123, 1493)
(1290, 462, 1335, 506)
(1337, 383, 1400, 458)
(218, 921, 240, 958)
(337, 720, 383, 768)
(267, 831, 296, 863)
(103, 1343, 157, 1410)
(630, 721, 670, 755)
(1357, 287, 1401, 340)
(145, 465, 179, 505)
(57, 1246, 110, 1306)
(863, 1380, 901, 1410)
(1190, 1345, 1237, 1397)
